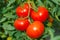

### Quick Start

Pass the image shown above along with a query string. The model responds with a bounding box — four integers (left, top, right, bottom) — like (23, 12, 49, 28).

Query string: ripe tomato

(30, 6, 49, 22)
(26, 21, 44, 38)
(16, 3, 29, 17)
(14, 18, 30, 31)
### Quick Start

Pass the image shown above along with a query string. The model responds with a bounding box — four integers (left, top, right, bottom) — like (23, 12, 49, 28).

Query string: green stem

(27, 0, 31, 18)
(26, 0, 34, 24)
(30, 0, 38, 12)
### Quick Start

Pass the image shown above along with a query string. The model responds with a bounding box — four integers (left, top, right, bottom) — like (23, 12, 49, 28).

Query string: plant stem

(30, 0, 38, 12)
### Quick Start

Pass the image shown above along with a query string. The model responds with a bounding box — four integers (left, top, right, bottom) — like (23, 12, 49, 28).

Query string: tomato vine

(0, 0, 60, 40)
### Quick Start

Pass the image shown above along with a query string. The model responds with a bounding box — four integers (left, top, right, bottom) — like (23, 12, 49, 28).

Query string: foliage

(0, 0, 60, 40)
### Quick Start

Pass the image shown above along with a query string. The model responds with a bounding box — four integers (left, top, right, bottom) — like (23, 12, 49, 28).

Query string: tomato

(14, 18, 30, 31)
(26, 21, 44, 38)
(16, 3, 29, 17)
(30, 6, 49, 22)
(48, 15, 54, 23)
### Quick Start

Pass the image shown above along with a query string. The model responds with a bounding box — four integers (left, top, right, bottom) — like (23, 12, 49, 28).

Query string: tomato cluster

(14, 3, 49, 38)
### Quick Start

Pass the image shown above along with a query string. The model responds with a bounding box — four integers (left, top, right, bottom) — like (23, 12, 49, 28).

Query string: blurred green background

(0, 0, 60, 40)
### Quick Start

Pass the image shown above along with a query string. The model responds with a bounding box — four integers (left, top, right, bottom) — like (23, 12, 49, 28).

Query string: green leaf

(51, 36, 60, 40)
(2, 6, 13, 13)
(8, 31, 16, 36)
(51, 0, 60, 5)
(47, 0, 55, 7)
(57, 8, 60, 16)
(16, 0, 22, 5)
(2, 22, 15, 30)
(14, 31, 30, 40)
(55, 14, 60, 22)
(4, 13, 16, 19)
(14, 31, 22, 39)
(42, 27, 49, 38)
(37, 0, 44, 6)
(47, 27, 55, 40)
(51, 5, 58, 17)
(42, 35, 49, 38)
(1, 34, 7, 38)
(0, 17, 6, 23)
(12, 38, 16, 40)
(7, 0, 16, 7)
(43, 27, 48, 35)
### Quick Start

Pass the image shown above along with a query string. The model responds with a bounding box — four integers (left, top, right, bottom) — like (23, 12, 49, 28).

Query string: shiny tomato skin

(14, 18, 30, 31)
(30, 7, 49, 22)
(26, 21, 44, 38)
(16, 3, 29, 17)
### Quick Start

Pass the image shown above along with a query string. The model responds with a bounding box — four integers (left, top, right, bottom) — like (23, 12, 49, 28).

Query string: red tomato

(30, 6, 49, 22)
(26, 21, 44, 38)
(16, 3, 29, 17)
(14, 18, 30, 31)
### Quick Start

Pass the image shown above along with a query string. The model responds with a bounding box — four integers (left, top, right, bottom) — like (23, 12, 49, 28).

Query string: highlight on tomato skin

(26, 21, 44, 38)
(16, 3, 29, 18)
(14, 18, 30, 31)
(30, 6, 49, 22)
